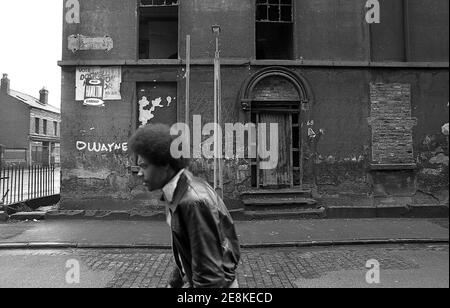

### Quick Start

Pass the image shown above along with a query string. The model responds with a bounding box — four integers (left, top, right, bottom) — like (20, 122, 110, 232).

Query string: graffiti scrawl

(76, 141, 128, 153)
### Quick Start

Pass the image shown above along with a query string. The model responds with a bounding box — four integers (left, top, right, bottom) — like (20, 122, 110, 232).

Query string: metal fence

(0, 165, 60, 206)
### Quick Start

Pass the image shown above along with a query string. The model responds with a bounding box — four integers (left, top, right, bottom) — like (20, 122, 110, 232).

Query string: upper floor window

(256, 0, 294, 60)
(35, 118, 40, 134)
(54, 121, 58, 136)
(43, 119, 48, 135)
(139, 0, 179, 59)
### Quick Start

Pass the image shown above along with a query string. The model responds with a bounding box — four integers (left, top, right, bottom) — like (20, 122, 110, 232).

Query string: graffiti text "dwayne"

(76, 141, 128, 153)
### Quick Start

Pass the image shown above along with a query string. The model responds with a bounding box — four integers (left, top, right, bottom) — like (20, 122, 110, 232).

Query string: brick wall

(368, 83, 418, 165)
(30, 108, 61, 136)
(30, 108, 61, 122)
(252, 76, 300, 101)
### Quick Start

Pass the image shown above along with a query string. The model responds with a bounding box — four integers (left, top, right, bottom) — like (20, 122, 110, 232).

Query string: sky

(0, 1, 62, 108)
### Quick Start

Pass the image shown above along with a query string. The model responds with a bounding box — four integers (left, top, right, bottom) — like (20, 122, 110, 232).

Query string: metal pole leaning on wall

(213, 33, 218, 192)
(212, 24, 223, 198)
(217, 44, 223, 198)
(186, 35, 191, 126)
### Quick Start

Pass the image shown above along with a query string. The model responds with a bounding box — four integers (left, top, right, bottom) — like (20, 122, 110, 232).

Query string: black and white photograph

(0, 0, 448, 294)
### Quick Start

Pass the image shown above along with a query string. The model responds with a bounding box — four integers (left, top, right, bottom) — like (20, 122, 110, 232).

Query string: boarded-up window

(368, 83, 418, 165)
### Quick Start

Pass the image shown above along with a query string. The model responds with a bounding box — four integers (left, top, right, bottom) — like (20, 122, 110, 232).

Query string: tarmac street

(0, 218, 448, 288)
(0, 244, 448, 288)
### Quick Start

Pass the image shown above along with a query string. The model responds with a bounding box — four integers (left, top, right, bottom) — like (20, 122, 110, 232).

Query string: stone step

(244, 198, 318, 210)
(243, 208, 326, 220)
(241, 189, 313, 200)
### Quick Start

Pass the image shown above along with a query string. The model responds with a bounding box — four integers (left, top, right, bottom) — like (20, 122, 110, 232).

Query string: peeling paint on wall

(68, 35, 114, 53)
(138, 96, 167, 127)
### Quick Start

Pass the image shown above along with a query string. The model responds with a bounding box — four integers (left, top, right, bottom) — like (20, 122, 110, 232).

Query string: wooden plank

(185, 35, 190, 125)
(258, 112, 293, 188)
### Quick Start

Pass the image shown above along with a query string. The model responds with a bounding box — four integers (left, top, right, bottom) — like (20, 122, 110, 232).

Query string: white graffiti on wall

(138, 96, 175, 127)
(65, 0, 80, 24)
(76, 141, 128, 153)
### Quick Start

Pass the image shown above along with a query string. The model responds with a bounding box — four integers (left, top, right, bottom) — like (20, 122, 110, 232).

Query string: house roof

(9, 90, 60, 114)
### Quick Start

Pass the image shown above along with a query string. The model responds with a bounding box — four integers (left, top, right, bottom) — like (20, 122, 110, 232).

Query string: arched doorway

(240, 67, 312, 189)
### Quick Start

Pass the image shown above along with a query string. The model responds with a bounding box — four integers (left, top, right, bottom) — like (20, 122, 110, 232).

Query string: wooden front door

(258, 113, 293, 188)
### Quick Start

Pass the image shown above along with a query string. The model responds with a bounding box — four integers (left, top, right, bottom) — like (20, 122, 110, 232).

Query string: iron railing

(0, 165, 59, 206)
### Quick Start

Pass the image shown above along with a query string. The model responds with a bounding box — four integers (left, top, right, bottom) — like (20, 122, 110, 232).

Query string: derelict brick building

(59, 0, 449, 215)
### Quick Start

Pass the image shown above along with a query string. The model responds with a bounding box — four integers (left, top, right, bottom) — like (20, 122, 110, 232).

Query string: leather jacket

(166, 170, 241, 288)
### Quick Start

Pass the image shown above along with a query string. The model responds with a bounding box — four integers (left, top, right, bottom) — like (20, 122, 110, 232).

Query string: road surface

(0, 244, 447, 288)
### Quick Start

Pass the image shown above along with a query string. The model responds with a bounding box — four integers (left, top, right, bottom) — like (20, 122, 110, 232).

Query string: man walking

(128, 124, 241, 288)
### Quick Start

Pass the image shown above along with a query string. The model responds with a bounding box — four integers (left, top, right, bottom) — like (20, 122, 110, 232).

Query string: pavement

(0, 218, 448, 249)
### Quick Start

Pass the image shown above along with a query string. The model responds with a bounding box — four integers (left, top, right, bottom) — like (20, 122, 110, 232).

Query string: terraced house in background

(59, 0, 449, 217)
(0, 74, 61, 166)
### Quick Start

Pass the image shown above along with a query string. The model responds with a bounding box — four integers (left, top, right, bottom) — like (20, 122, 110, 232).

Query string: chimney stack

(1, 74, 10, 95)
(39, 87, 49, 105)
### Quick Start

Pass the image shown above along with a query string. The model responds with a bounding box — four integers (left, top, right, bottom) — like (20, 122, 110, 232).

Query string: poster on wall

(76, 66, 122, 106)
(83, 78, 105, 106)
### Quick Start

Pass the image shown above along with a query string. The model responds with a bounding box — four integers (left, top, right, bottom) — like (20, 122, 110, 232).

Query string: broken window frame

(255, 0, 295, 60)
(256, 0, 293, 23)
(138, 0, 180, 60)
(140, 0, 178, 7)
